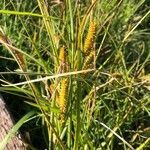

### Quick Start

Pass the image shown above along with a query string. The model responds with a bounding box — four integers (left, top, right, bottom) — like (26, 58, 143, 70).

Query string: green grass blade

(0, 111, 35, 150)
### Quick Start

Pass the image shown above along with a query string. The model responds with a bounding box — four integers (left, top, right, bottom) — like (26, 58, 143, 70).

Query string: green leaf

(0, 111, 35, 150)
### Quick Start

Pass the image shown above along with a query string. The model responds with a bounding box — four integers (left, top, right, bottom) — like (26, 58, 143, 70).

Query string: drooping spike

(83, 21, 96, 55)
(59, 77, 69, 122)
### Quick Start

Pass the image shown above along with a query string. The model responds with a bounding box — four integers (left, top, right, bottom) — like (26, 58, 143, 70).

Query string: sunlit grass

(0, 0, 150, 149)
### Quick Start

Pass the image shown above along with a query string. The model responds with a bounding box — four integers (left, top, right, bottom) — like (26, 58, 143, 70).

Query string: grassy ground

(0, 0, 150, 150)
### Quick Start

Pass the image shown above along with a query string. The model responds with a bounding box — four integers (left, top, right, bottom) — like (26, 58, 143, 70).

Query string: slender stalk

(67, 1, 74, 148)
(74, 79, 82, 150)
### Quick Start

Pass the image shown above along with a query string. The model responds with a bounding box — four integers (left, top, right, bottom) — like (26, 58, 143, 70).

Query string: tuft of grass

(0, 0, 150, 149)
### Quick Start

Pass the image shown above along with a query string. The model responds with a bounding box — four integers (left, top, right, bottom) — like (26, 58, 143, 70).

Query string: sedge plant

(0, 0, 150, 150)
